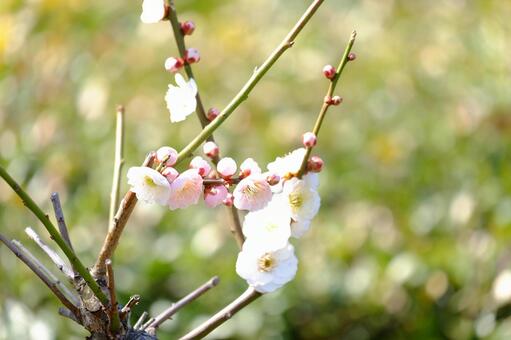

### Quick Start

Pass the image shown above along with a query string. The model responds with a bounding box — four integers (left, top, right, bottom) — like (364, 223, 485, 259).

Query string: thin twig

(174, 0, 325, 165)
(120, 294, 141, 321)
(93, 153, 155, 277)
(11, 240, 79, 306)
(140, 318, 155, 331)
(146, 276, 220, 334)
(106, 259, 121, 333)
(0, 233, 80, 316)
(25, 226, 74, 280)
(228, 207, 244, 249)
(179, 287, 261, 340)
(50, 192, 74, 252)
(297, 31, 357, 177)
(109, 105, 125, 231)
(134, 311, 149, 330)
(0, 165, 109, 305)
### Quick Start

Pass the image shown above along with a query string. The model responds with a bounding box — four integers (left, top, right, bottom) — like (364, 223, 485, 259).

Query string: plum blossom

(168, 169, 203, 210)
(217, 157, 237, 178)
(189, 156, 211, 177)
(267, 148, 306, 179)
(242, 199, 291, 248)
(165, 74, 197, 123)
(156, 146, 178, 166)
(240, 158, 261, 177)
(127, 167, 170, 205)
(140, 0, 166, 24)
(204, 185, 228, 208)
(233, 174, 272, 211)
(236, 239, 298, 293)
(290, 219, 311, 238)
(278, 177, 320, 222)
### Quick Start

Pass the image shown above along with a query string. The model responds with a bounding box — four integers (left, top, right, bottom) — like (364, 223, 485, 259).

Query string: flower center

(243, 181, 265, 197)
(258, 253, 276, 272)
(144, 175, 157, 188)
(289, 192, 303, 208)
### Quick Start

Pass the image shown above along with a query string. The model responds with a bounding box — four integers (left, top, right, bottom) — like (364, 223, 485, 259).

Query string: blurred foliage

(1, 0, 511, 339)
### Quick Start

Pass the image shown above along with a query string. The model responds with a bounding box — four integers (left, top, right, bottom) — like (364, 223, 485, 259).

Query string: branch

(25, 226, 74, 280)
(146, 276, 220, 334)
(106, 259, 121, 333)
(133, 311, 149, 330)
(93, 152, 155, 276)
(179, 287, 261, 340)
(0, 165, 109, 306)
(50, 192, 74, 252)
(228, 207, 244, 249)
(119, 294, 141, 321)
(0, 233, 80, 316)
(174, 0, 325, 165)
(297, 30, 357, 177)
(109, 105, 125, 230)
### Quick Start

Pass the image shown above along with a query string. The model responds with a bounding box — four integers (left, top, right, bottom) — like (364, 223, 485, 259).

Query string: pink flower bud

(184, 48, 200, 64)
(307, 156, 324, 173)
(331, 96, 342, 105)
(190, 156, 212, 177)
(180, 20, 195, 35)
(239, 158, 261, 178)
(203, 141, 219, 158)
(322, 64, 336, 79)
(223, 193, 234, 207)
(217, 157, 237, 178)
(164, 57, 184, 73)
(156, 146, 178, 166)
(266, 173, 280, 186)
(204, 185, 228, 208)
(207, 107, 219, 121)
(162, 167, 179, 182)
(348, 52, 357, 61)
(302, 132, 317, 148)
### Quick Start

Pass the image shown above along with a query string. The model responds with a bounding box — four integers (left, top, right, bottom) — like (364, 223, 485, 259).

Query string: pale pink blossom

(204, 185, 228, 208)
(156, 146, 178, 166)
(302, 132, 317, 148)
(233, 174, 272, 211)
(189, 156, 211, 177)
(217, 157, 237, 178)
(162, 167, 179, 182)
(203, 141, 219, 158)
(165, 74, 197, 123)
(140, 0, 166, 24)
(168, 169, 203, 210)
(127, 167, 170, 205)
(240, 158, 261, 177)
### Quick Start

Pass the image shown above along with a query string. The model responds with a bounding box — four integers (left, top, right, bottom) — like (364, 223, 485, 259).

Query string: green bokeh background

(1, 0, 511, 339)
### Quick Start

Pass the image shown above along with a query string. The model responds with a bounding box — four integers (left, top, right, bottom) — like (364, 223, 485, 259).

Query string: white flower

(236, 239, 298, 293)
(127, 166, 170, 205)
(267, 148, 306, 179)
(291, 219, 311, 238)
(165, 74, 198, 123)
(278, 177, 320, 222)
(233, 174, 272, 211)
(168, 169, 203, 210)
(242, 199, 291, 248)
(140, 0, 166, 24)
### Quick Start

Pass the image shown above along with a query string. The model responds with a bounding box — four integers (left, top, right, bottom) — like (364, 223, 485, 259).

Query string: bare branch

(11, 240, 79, 306)
(50, 192, 74, 252)
(109, 105, 125, 230)
(0, 233, 80, 316)
(25, 226, 74, 280)
(228, 207, 244, 249)
(179, 287, 261, 340)
(140, 318, 155, 331)
(120, 294, 141, 321)
(93, 152, 155, 277)
(146, 276, 220, 334)
(106, 259, 121, 333)
(133, 311, 148, 330)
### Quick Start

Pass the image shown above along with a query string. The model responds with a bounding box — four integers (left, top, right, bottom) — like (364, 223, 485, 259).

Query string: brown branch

(106, 259, 121, 333)
(179, 287, 261, 340)
(0, 233, 80, 316)
(119, 294, 141, 321)
(93, 152, 155, 277)
(50, 192, 74, 252)
(228, 207, 244, 249)
(146, 276, 220, 335)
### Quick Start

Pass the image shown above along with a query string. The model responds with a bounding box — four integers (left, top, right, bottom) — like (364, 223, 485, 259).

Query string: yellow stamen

(258, 253, 276, 272)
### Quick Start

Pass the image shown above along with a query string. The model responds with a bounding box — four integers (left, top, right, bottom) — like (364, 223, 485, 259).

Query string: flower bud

(190, 156, 212, 177)
(266, 173, 281, 186)
(307, 156, 324, 173)
(180, 20, 196, 35)
(164, 57, 184, 73)
(325, 95, 343, 106)
(203, 141, 219, 158)
(162, 167, 179, 182)
(302, 132, 317, 148)
(156, 146, 178, 166)
(239, 158, 261, 178)
(223, 193, 234, 207)
(184, 48, 200, 64)
(348, 52, 356, 61)
(207, 107, 220, 121)
(204, 185, 228, 208)
(217, 157, 237, 178)
(322, 64, 336, 79)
